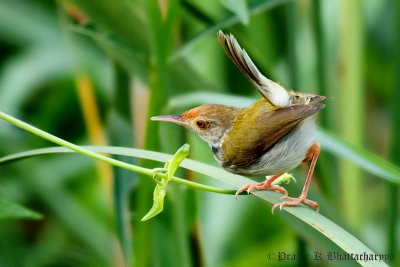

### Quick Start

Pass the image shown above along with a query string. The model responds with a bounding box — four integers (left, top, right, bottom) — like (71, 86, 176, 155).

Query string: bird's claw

(235, 182, 288, 198)
(234, 184, 252, 198)
(272, 196, 319, 214)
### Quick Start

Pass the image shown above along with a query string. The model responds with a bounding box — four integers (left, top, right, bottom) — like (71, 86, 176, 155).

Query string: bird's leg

(235, 173, 288, 197)
(272, 142, 320, 213)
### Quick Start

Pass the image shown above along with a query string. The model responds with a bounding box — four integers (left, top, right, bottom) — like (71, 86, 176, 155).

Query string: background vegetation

(0, 0, 398, 266)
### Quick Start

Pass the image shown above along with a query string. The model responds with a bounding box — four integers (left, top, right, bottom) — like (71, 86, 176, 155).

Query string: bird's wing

(217, 30, 290, 107)
(221, 103, 325, 167)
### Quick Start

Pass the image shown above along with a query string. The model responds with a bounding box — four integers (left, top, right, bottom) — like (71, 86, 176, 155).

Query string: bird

(151, 30, 326, 213)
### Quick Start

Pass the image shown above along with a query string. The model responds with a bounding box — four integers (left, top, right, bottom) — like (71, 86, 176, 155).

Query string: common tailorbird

(152, 31, 326, 213)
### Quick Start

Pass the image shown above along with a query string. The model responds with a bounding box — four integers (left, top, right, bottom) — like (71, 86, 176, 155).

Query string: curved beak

(151, 115, 186, 126)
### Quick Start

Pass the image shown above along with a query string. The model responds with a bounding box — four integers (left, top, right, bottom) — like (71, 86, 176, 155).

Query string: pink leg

(235, 173, 288, 197)
(272, 142, 320, 214)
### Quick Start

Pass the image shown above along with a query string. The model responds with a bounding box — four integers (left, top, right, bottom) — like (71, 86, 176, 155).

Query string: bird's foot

(272, 195, 319, 214)
(235, 180, 288, 198)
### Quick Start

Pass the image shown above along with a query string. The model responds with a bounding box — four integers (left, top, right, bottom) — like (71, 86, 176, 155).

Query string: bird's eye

(195, 120, 206, 129)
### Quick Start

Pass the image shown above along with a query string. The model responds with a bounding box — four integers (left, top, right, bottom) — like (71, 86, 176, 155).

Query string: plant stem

(0, 111, 237, 196)
(171, 177, 236, 194)
(338, 0, 363, 228)
(0, 111, 152, 176)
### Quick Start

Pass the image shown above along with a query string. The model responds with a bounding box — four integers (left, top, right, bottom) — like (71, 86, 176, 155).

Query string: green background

(0, 0, 398, 266)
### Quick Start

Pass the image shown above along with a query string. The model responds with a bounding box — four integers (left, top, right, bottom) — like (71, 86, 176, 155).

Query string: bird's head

(151, 104, 240, 148)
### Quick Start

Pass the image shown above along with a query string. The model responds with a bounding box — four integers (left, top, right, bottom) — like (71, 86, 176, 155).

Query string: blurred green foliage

(0, 0, 399, 266)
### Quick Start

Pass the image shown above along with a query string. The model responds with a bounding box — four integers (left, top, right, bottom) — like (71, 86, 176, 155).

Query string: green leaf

(0, 195, 42, 220)
(221, 0, 249, 25)
(0, 145, 388, 266)
(141, 184, 167, 221)
(143, 144, 190, 221)
(166, 143, 190, 180)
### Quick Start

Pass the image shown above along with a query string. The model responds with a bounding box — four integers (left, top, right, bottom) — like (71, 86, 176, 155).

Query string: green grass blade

(317, 130, 400, 185)
(0, 47, 70, 113)
(164, 92, 253, 112)
(0, 0, 59, 45)
(0, 195, 42, 220)
(221, 0, 249, 25)
(181, 0, 215, 24)
(71, 25, 148, 78)
(338, 0, 364, 228)
(171, 0, 291, 61)
(0, 145, 388, 266)
(67, 0, 148, 52)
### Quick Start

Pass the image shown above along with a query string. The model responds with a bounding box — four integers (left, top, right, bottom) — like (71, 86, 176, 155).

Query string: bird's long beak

(151, 115, 186, 126)
(310, 95, 327, 102)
